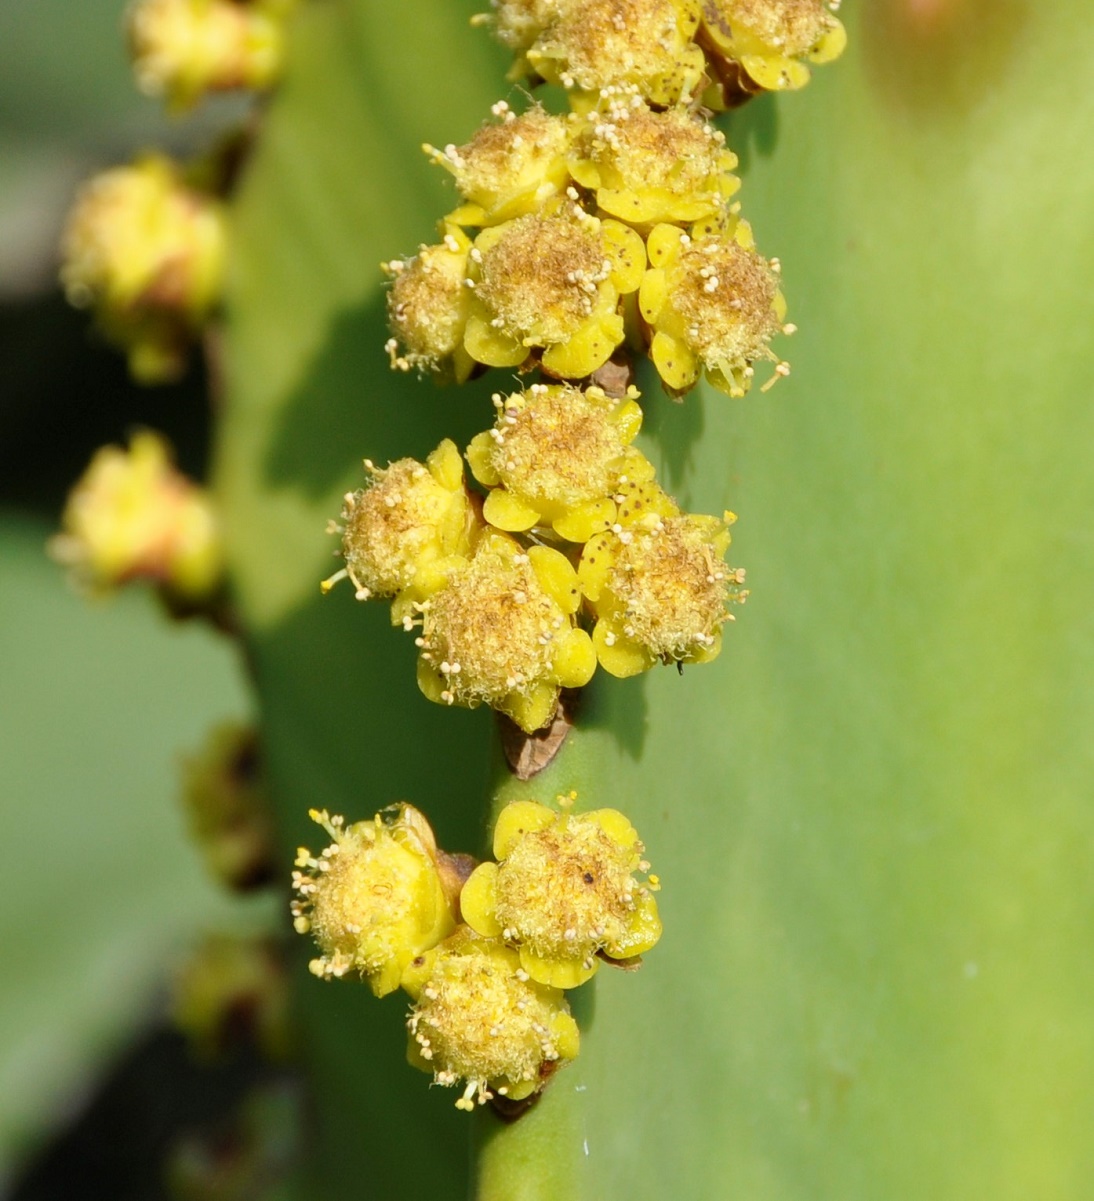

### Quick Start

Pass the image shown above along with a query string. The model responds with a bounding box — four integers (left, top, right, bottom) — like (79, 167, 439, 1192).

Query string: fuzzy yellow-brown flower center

(713, 0, 833, 56)
(607, 516, 730, 658)
(477, 212, 608, 345)
(421, 545, 568, 704)
(385, 240, 468, 371)
(671, 235, 781, 365)
(495, 819, 636, 964)
(408, 942, 570, 1104)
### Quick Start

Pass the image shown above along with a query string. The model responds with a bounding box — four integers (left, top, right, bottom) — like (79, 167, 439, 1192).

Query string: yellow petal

(483, 486, 540, 532)
(519, 946, 598, 990)
(416, 657, 448, 703)
(370, 956, 408, 999)
(809, 20, 847, 65)
(601, 220, 647, 294)
(427, 438, 463, 491)
(464, 311, 527, 368)
(611, 398, 643, 444)
(650, 329, 699, 392)
(459, 862, 502, 937)
(567, 157, 600, 190)
(529, 544, 582, 612)
(553, 496, 616, 543)
(502, 1078, 539, 1101)
(685, 627, 723, 665)
(593, 621, 655, 678)
(493, 800, 556, 860)
(638, 268, 667, 324)
(554, 626, 597, 688)
(608, 891, 662, 958)
(549, 1009, 581, 1060)
(645, 223, 683, 268)
(587, 807, 640, 851)
(541, 312, 623, 379)
(505, 681, 559, 733)
(465, 431, 500, 487)
(577, 533, 613, 603)
(740, 53, 811, 91)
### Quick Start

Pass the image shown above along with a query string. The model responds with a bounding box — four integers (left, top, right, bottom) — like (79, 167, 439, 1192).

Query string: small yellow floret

(467, 382, 655, 542)
(521, 0, 707, 108)
(415, 531, 596, 733)
(291, 805, 457, 997)
(464, 200, 645, 379)
(127, 0, 295, 111)
(579, 498, 747, 676)
(461, 799, 662, 988)
(639, 217, 787, 397)
(50, 430, 223, 600)
(322, 439, 482, 622)
(60, 154, 225, 382)
(570, 93, 739, 226)
(384, 227, 475, 381)
(402, 928, 580, 1110)
(426, 104, 574, 226)
(700, 0, 846, 99)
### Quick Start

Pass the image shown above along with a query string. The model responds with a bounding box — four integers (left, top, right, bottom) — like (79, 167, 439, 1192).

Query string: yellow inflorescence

(50, 430, 223, 601)
(293, 791, 658, 1109)
(291, 805, 458, 997)
(127, 0, 297, 111)
(60, 154, 226, 382)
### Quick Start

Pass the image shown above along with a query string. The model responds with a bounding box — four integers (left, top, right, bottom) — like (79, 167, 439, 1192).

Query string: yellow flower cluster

(482, 0, 844, 106)
(293, 793, 659, 1109)
(323, 384, 747, 732)
(386, 91, 791, 398)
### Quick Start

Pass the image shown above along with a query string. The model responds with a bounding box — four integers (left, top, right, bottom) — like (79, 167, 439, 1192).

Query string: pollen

(460, 800, 662, 988)
(402, 930, 580, 1109)
(291, 805, 457, 997)
(384, 228, 474, 381)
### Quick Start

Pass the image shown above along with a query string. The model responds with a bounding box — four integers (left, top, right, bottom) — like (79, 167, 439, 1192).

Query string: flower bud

(291, 805, 458, 997)
(60, 155, 225, 382)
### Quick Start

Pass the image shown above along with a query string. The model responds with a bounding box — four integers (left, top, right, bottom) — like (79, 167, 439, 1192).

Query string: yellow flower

(638, 217, 788, 398)
(60, 154, 225, 382)
(50, 430, 223, 600)
(383, 226, 475, 382)
(291, 805, 457, 997)
(463, 197, 645, 379)
(569, 93, 739, 227)
(415, 530, 596, 733)
(700, 0, 846, 99)
(321, 439, 482, 626)
(402, 927, 580, 1110)
(425, 103, 574, 227)
(466, 381, 655, 542)
(180, 722, 274, 892)
(127, 0, 296, 112)
(460, 798, 662, 988)
(578, 489, 747, 677)
(509, 0, 708, 109)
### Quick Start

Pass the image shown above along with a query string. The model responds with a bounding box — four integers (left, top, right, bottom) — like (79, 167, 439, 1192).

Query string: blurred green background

(0, 3, 266, 1196)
